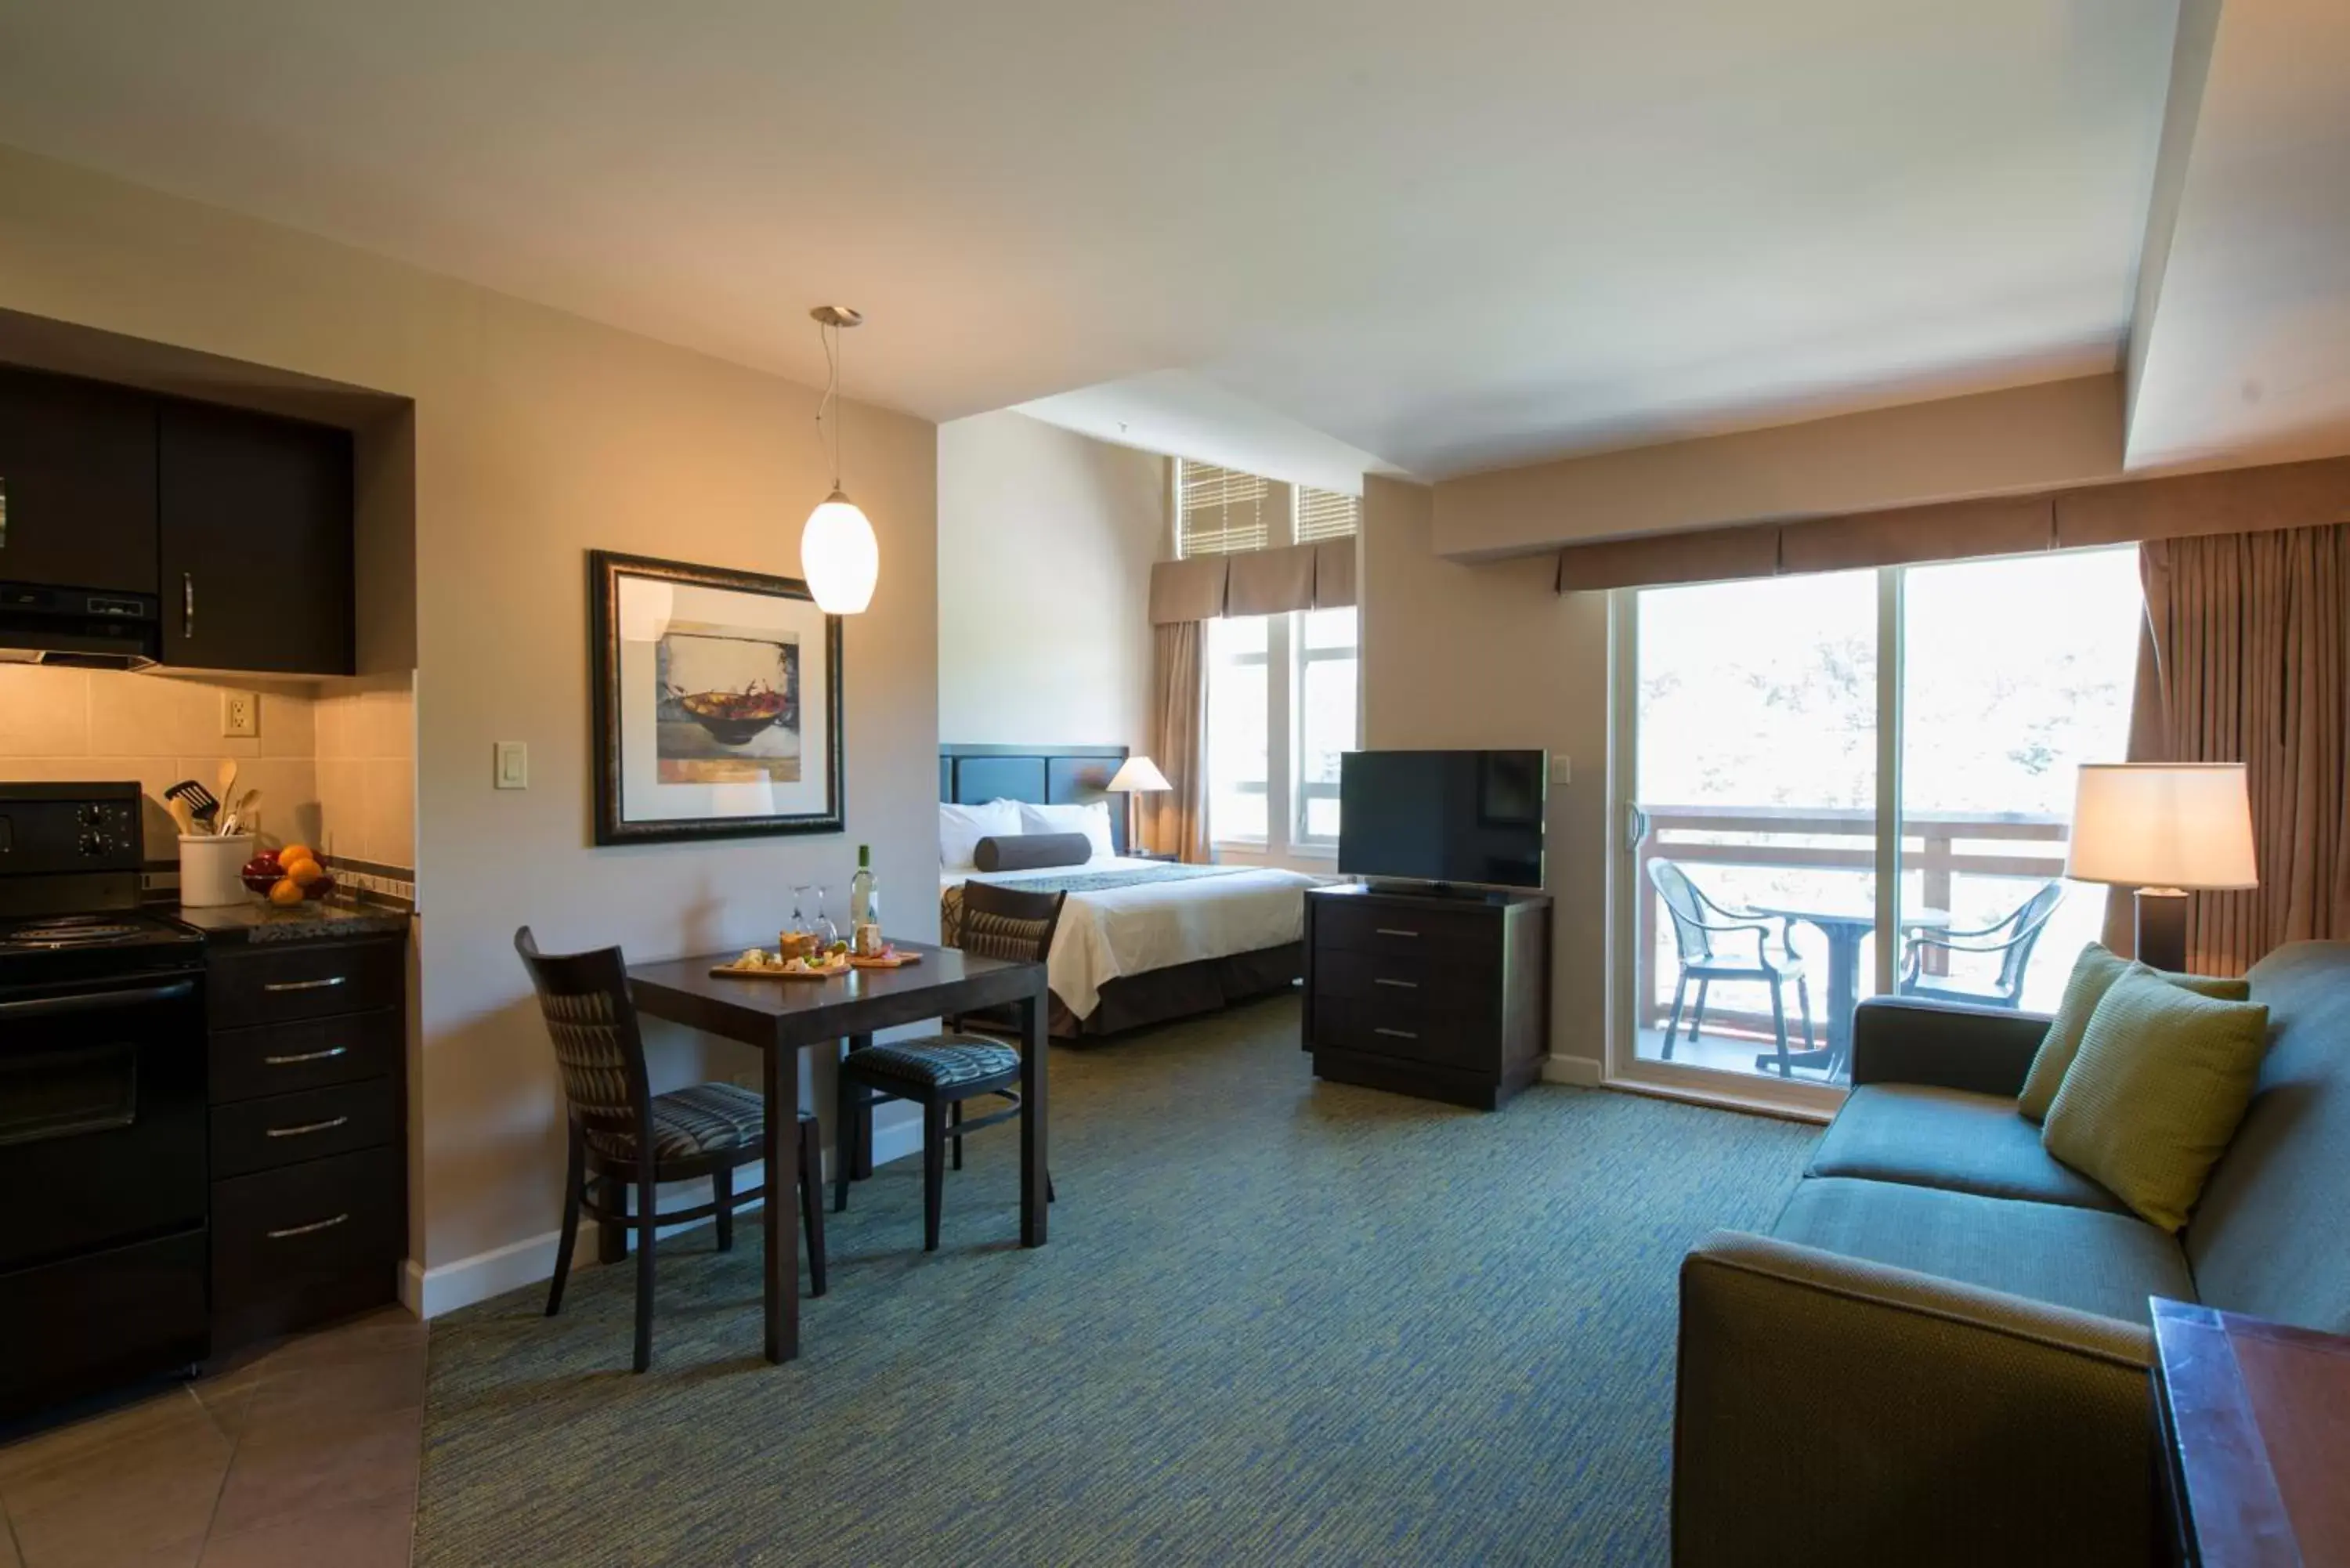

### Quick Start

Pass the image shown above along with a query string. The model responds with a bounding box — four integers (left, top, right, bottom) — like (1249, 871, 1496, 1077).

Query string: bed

(938, 744, 1318, 1038)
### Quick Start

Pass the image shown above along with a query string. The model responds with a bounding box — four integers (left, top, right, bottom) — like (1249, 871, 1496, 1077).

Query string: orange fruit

(285, 858, 325, 887)
(277, 844, 314, 868)
(268, 878, 304, 907)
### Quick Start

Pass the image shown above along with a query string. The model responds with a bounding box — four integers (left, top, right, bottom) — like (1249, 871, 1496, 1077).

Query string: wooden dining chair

(833, 883, 1064, 1251)
(515, 926, 826, 1373)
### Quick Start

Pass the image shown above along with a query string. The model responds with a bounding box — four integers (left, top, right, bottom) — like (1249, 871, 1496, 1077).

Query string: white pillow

(1017, 800, 1115, 862)
(940, 799, 1022, 871)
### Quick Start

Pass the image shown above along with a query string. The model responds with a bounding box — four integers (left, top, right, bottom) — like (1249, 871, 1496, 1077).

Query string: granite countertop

(172, 898, 413, 945)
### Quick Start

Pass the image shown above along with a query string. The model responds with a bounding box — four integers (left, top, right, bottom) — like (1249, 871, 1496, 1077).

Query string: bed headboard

(939, 743, 1131, 854)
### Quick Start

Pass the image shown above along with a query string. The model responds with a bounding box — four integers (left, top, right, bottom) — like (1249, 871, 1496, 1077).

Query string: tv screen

(1337, 750, 1546, 889)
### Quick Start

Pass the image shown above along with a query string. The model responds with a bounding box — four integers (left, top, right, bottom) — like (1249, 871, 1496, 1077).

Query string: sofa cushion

(2186, 941, 2350, 1334)
(1771, 1177, 2193, 1325)
(2018, 944, 2251, 1122)
(1809, 1084, 2128, 1213)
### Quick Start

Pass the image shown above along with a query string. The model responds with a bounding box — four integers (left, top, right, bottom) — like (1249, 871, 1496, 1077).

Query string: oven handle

(0, 979, 196, 1021)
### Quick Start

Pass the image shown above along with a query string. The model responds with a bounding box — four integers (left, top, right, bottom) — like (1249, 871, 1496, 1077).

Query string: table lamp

(2066, 763, 2258, 972)
(1106, 755, 1172, 856)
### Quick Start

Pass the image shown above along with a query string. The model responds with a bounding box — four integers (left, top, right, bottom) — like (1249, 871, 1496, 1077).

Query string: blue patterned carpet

(416, 995, 1815, 1566)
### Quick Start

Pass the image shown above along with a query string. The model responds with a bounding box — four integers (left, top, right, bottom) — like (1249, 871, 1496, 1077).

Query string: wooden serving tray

(848, 951, 921, 970)
(710, 959, 851, 981)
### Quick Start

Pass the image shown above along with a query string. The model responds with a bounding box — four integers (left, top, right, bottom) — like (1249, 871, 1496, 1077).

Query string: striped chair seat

(587, 1081, 797, 1160)
(848, 1038, 1020, 1089)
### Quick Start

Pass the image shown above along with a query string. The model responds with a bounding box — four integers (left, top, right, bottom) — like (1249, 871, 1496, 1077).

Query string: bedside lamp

(1106, 755, 1173, 857)
(2066, 763, 2258, 972)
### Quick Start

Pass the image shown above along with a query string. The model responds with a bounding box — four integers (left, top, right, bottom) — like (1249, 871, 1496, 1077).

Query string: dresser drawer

(209, 938, 403, 1029)
(1310, 992, 1495, 1071)
(1313, 946, 1494, 1005)
(210, 1007, 400, 1103)
(212, 1147, 401, 1324)
(211, 1079, 396, 1180)
(1312, 898, 1496, 965)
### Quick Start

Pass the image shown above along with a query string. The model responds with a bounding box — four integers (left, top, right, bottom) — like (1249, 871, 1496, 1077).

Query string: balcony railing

(1636, 803, 2071, 1037)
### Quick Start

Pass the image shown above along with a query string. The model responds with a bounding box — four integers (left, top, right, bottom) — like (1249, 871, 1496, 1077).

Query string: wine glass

(786, 884, 814, 955)
(808, 885, 839, 949)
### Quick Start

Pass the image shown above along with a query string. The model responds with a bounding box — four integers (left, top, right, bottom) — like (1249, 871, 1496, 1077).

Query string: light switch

(221, 690, 259, 738)
(494, 741, 529, 789)
(1549, 755, 1572, 786)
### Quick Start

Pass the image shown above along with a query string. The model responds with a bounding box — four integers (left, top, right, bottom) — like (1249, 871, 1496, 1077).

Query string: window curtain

(1146, 621, 1210, 862)
(2119, 524, 2350, 973)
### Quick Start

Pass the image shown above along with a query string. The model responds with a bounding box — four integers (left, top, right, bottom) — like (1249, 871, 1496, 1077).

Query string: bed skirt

(1054, 941, 1303, 1039)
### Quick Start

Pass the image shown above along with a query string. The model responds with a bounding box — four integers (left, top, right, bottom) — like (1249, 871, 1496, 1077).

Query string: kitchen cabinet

(0, 364, 159, 594)
(159, 399, 355, 675)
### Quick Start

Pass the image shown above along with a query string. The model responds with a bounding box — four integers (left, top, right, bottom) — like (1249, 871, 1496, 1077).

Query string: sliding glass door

(1610, 546, 2142, 1109)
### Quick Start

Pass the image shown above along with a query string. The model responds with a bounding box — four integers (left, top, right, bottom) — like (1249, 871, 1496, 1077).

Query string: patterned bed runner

(940, 862, 1246, 945)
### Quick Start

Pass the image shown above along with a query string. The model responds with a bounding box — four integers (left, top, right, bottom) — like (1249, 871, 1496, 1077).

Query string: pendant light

(801, 305, 880, 614)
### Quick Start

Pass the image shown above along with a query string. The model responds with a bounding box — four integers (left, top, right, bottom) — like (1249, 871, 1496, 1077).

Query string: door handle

(266, 1212, 350, 1241)
(1374, 1026, 1419, 1040)
(0, 979, 196, 1021)
(1373, 977, 1418, 989)
(1375, 927, 1418, 938)
(262, 975, 348, 993)
(263, 1045, 349, 1066)
(183, 573, 195, 641)
(266, 1115, 349, 1139)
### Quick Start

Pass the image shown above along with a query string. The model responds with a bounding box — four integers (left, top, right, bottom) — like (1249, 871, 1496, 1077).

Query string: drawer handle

(263, 1046, 349, 1066)
(1375, 927, 1418, 938)
(1374, 1026, 1419, 1040)
(1373, 977, 1419, 989)
(266, 1115, 349, 1139)
(267, 1212, 349, 1241)
(262, 976, 348, 993)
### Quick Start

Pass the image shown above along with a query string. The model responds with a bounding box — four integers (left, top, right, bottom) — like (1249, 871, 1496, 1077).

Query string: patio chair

(1648, 858, 1816, 1076)
(1897, 880, 2066, 1009)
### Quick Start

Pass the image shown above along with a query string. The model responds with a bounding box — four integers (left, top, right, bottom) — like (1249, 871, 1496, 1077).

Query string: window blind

(1295, 486, 1361, 543)
(1178, 461, 1270, 556)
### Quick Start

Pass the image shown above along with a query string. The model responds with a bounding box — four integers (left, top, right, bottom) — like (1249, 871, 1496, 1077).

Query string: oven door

(0, 970, 206, 1272)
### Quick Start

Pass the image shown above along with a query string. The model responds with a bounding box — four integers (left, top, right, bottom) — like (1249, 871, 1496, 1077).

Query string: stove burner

(4, 917, 151, 948)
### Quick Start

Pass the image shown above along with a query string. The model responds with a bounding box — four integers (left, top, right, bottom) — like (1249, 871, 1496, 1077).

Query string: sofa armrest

(1675, 1231, 2156, 1568)
(1848, 996, 2050, 1096)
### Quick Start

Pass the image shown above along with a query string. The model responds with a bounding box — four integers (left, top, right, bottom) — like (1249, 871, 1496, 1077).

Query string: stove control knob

(79, 830, 108, 857)
(77, 804, 106, 828)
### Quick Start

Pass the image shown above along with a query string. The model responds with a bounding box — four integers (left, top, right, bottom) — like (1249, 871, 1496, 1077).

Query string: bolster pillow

(974, 832, 1093, 873)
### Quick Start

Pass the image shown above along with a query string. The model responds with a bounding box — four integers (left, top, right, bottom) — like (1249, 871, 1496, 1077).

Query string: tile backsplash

(0, 665, 412, 874)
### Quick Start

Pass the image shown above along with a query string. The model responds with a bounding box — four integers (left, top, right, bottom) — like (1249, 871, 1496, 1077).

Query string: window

(1206, 614, 1271, 843)
(1178, 462, 1270, 557)
(1295, 486, 1361, 544)
(1293, 607, 1358, 846)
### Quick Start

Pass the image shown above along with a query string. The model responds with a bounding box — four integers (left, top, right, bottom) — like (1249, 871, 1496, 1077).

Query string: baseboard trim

(1540, 1054, 1603, 1086)
(407, 1111, 926, 1318)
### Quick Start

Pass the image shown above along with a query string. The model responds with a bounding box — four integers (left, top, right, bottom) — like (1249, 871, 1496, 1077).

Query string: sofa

(1673, 940, 2350, 1568)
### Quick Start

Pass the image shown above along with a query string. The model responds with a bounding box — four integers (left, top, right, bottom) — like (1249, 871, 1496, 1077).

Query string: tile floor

(0, 1310, 424, 1568)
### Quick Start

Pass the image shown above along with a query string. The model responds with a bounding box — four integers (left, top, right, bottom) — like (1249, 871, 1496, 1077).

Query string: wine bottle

(848, 844, 879, 952)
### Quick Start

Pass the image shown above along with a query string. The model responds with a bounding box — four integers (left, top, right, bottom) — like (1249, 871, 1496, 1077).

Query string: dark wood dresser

(1302, 883, 1551, 1109)
(205, 934, 407, 1350)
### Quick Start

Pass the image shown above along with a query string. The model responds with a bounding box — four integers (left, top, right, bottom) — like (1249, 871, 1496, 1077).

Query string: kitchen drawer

(209, 938, 403, 1029)
(1313, 946, 1494, 1006)
(211, 1079, 395, 1180)
(210, 1008, 400, 1103)
(1312, 898, 1497, 965)
(212, 1147, 400, 1334)
(1310, 992, 1494, 1071)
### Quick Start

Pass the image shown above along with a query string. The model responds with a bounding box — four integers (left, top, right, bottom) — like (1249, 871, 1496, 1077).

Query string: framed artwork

(590, 550, 844, 845)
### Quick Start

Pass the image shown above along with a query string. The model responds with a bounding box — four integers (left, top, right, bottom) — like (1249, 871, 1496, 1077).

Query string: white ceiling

(0, 0, 2196, 479)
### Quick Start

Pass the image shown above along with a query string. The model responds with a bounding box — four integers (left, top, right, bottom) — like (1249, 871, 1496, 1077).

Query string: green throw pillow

(2041, 966, 2270, 1232)
(2016, 944, 2251, 1122)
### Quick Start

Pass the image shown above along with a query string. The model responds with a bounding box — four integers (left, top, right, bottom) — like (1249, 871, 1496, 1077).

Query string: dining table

(623, 937, 1049, 1364)
(1748, 899, 1950, 1080)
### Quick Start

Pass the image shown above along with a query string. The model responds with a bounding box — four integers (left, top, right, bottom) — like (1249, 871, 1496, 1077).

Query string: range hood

(0, 583, 161, 670)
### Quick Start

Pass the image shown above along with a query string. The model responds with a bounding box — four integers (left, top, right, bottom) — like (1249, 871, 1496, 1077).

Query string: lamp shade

(2066, 763, 2259, 891)
(1107, 755, 1172, 793)
(800, 490, 879, 614)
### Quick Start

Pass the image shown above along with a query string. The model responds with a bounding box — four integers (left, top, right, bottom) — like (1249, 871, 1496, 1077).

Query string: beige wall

(1360, 475, 1611, 1068)
(938, 410, 1165, 749)
(0, 144, 940, 1284)
(1434, 374, 2125, 559)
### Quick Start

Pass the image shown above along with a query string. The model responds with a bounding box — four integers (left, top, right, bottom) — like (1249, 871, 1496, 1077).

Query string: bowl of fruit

(242, 844, 336, 908)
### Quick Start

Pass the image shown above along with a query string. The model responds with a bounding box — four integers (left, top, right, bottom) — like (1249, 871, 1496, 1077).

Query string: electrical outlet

(221, 690, 258, 739)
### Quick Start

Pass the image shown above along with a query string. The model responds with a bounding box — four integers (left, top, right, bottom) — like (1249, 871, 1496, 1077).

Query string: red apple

(240, 851, 284, 894)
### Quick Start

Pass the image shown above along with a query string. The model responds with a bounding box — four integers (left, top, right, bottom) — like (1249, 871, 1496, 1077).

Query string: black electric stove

(0, 782, 211, 1423)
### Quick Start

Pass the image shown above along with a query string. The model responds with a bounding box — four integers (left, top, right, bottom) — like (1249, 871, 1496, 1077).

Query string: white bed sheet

(942, 856, 1321, 1021)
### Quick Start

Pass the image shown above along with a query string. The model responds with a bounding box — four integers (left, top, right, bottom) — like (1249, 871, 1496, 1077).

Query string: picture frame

(589, 550, 844, 845)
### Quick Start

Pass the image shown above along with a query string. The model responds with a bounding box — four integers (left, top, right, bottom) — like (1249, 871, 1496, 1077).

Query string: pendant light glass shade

(801, 488, 880, 614)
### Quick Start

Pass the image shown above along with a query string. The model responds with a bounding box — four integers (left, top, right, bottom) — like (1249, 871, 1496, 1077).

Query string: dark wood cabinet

(160, 399, 355, 675)
(1303, 883, 1551, 1109)
(0, 364, 159, 594)
(206, 935, 407, 1350)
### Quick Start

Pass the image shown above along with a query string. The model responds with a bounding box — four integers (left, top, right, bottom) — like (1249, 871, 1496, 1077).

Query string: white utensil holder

(180, 833, 257, 907)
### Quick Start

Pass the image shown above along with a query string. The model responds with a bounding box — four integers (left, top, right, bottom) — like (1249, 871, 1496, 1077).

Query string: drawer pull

(263, 1045, 349, 1066)
(262, 975, 348, 993)
(1373, 977, 1419, 989)
(1375, 927, 1419, 938)
(1374, 1026, 1419, 1041)
(266, 1115, 350, 1140)
(266, 1212, 349, 1241)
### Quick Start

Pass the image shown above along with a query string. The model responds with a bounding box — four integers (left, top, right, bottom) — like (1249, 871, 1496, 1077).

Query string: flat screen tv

(1337, 750, 1546, 890)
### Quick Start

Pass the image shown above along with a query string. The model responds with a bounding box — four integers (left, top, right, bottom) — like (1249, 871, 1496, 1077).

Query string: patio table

(1748, 900, 1949, 1081)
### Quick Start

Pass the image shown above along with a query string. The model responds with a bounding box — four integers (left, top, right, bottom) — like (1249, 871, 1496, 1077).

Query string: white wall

(938, 409, 1166, 749)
